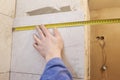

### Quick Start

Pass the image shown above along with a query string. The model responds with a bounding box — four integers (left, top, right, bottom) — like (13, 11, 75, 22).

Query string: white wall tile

(11, 26, 84, 78)
(0, 14, 13, 72)
(10, 72, 83, 80)
(10, 72, 40, 80)
(13, 11, 84, 27)
(11, 11, 85, 78)
(11, 30, 46, 74)
(0, 73, 9, 80)
(15, 0, 85, 17)
(64, 44, 85, 78)
(0, 0, 16, 17)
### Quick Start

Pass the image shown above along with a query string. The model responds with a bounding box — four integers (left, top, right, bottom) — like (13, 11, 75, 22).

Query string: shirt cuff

(45, 58, 66, 70)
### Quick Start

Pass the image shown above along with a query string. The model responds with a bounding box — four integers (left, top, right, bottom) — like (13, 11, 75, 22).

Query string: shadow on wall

(27, 6, 72, 16)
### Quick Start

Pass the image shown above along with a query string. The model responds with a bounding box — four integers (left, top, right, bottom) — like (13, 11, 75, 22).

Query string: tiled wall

(12, 11, 85, 80)
(15, 0, 86, 17)
(0, 73, 9, 80)
(0, 0, 89, 80)
(0, 0, 16, 80)
(10, 72, 83, 80)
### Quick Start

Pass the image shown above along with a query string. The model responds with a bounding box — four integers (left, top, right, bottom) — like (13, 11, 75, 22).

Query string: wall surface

(89, 0, 120, 10)
(0, 0, 89, 80)
(15, 0, 87, 17)
(11, 0, 89, 80)
(90, 7, 120, 80)
(11, 11, 86, 80)
(0, 0, 16, 80)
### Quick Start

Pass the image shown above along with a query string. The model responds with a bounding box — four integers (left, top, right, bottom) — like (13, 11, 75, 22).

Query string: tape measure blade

(13, 18, 120, 31)
(13, 26, 35, 31)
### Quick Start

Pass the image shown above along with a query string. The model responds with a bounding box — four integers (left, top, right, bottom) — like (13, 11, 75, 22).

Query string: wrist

(46, 53, 61, 62)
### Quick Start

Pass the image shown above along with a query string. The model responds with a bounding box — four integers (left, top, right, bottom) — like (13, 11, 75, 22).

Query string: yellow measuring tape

(13, 18, 120, 31)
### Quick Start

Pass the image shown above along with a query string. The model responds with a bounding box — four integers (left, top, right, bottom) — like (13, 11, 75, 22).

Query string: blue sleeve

(40, 58, 73, 80)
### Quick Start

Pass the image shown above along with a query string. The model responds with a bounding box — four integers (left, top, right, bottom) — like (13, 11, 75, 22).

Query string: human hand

(33, 25, 64, 62)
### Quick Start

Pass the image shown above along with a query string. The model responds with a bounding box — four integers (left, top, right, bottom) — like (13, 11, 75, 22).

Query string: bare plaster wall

(90, 7, 120, 80)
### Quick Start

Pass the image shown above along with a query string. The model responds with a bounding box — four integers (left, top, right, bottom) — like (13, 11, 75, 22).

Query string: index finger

(40, 24, 50, 37)
(36, 25, 45, 39)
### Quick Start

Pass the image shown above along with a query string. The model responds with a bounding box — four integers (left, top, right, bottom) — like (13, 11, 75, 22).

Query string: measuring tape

(13, 18, 120, 31)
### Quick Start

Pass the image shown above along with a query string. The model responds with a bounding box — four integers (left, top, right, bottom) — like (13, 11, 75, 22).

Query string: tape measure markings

(13, 18, 120, 31)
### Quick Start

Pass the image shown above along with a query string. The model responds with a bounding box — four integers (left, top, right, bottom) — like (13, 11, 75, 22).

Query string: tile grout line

(72, 76, 84, 79)
(9, 23, 15, 80)
(0, 12, 13, 18)
(10, 71, 42, 75)
(10, 71, 83, 79)
(0, 71, 9, 74)
(9, 71, 10, 80)
(9, 8, 16, 80)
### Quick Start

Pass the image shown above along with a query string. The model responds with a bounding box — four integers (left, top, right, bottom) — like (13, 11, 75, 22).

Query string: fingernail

(41, 24, 45, 28)
(41, 24, 43, 26)
(36, 26, 39, 29)
(33, 35, 35, 38)
(33, 33, 36, 37)
(36, 25, 39, 27)
(40, 24, 43, 27)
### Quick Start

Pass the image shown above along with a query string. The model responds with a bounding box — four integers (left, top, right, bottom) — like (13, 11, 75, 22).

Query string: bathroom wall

(90, 7, 120, 80)
(15, 0, 87, 17)
(0, 0, 90, 80)
(11, 0, 89, 80)
(0, 0, 16, 80)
